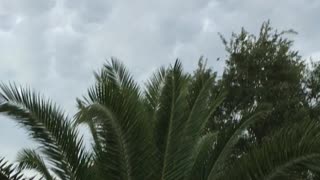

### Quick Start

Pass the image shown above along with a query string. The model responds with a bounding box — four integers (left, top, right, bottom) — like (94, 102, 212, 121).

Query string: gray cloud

(0, 14, 18, 31)
(0, 0, 319, 164)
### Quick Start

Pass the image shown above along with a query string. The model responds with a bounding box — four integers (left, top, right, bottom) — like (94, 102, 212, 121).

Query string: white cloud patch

(0, 0, 319, 163)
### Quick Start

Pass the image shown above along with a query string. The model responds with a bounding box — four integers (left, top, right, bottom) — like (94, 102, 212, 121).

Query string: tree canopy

(0, 22, 320, 180)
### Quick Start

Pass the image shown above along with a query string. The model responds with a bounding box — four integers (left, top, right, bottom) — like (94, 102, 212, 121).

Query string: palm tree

(0, 59, 320, 180)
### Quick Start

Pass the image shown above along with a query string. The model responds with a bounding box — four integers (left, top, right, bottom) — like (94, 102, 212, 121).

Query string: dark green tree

(215, 22, 309, 144)
(305, 61, 320, 119)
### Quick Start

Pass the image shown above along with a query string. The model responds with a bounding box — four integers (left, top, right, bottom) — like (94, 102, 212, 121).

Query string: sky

(0, 0, 319, 165)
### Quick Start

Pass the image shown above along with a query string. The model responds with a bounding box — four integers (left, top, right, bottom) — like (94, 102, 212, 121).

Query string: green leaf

(220, 119, 320, 180)
(208, 106, 271, 179)
(0, 157, 25, 180)
(0, 83, 90, 180)
(75, 59, 157, 180)
(16, 149, 53, 180)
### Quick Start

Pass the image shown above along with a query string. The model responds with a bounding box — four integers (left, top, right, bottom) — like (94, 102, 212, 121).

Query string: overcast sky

(0, 0, 319, 164)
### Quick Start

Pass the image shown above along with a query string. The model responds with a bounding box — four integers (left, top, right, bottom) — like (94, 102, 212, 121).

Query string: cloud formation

(0, 0, 319, 162)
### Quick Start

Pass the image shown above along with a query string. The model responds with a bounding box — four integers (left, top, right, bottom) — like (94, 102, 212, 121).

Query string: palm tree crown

(0, 59, 320, 180)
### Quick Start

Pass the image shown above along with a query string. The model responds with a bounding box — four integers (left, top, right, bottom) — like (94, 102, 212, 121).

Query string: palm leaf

(75, 59, 157, 180)
(182, 60, 225, 179)
(152, 60, 191, 180)
(150, 59, 226, 180)
(189, 132, 218, 180)
(220, 118, 320, 180)
(0, 157, 26, 180)
(208, 105, 271, 179)
(16, 149, 53, 180)
(0, 84, 90, 180)
(144, 66, 167, 116)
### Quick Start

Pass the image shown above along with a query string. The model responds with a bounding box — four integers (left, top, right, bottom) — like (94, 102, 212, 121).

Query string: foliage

(0, 22, 320, 180)
(216, 21, 308, 142)
(0, 158, 26, 180)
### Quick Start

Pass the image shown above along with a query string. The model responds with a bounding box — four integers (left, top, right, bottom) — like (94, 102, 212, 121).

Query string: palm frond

(75, 59, 157, 180)
(0, 83, 90, 180)
(152, 60, 191, 180)
(144, 66, 167, 115)
(208, 105, 271, 179)
(220, 118, 320, 180)
(189, 132, 218, 180)
(150, 59, 226, 180)
(0, 157, 25, 180)
(16, 149, 53, 180)
(182, 61, 226, 179)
